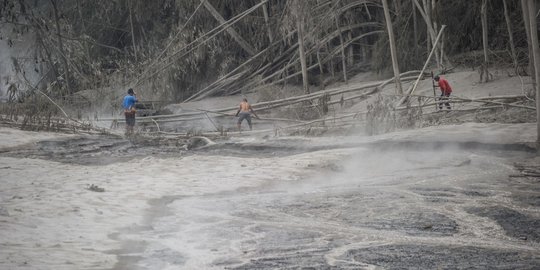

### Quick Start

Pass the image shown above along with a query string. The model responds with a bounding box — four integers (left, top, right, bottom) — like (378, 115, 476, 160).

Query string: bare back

(239, 101, 251, 112)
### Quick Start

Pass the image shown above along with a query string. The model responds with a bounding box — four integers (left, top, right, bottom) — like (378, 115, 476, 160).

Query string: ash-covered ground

(0, 123, 539, 269)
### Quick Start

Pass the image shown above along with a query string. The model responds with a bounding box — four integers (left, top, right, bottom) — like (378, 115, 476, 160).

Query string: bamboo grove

(0, 0, 533, 103)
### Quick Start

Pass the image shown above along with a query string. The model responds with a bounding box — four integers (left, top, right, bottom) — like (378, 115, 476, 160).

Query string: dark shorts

(125, 111, 136, 126)
(237, 112, 252, 125)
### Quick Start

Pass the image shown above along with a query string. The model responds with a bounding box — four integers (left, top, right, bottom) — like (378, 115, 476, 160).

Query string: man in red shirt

(434, 75, 452, 110)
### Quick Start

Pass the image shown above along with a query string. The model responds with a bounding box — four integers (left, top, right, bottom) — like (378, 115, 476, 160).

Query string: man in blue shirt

(122, 88, 138, 135)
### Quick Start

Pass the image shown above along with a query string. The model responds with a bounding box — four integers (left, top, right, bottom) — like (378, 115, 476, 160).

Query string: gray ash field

(97, 137, 540, 269)
(1, 125, 538, 269)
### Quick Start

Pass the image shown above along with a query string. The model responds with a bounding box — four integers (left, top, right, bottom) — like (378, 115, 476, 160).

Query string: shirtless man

(235, 98, 259, 131)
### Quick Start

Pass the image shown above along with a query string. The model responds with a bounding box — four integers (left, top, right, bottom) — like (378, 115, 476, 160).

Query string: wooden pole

(382, 0, 403, 94)
(430, 71, 438, 111)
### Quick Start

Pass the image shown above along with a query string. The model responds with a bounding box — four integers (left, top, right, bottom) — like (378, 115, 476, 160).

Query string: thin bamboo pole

(399, 25, 446, 105)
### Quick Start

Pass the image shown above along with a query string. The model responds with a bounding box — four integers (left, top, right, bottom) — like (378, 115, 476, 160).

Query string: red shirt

(438, 78, 452, 94)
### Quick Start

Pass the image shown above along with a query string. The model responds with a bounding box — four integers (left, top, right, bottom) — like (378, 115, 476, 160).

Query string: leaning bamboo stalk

(265, 31, 383, 86)
(143, 1, 203, 74)
(188, 32, 299, 101)
(100, 72, 424, 123)
(398, 25, 446, 105)
(135, 0, 268, 86)
(185, 70, 248, 102)
(256, 75, 420, 112)
(258, 24, 380, 84)
(201, 0, 256, 55)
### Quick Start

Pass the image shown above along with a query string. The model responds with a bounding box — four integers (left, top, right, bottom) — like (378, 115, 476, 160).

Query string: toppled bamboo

(398, 25, 446, 105)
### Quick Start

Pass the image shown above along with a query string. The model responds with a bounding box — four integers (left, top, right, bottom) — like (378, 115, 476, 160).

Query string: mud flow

(0, 135, 351, 164)
(71, 136, 537, 269)
(2, 134, 538, 269)
(2, 133, 536, 165)
(1, 135, 186, 165)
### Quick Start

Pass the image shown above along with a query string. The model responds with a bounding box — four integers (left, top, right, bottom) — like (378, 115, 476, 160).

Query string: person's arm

(250, 106, 259, 119)
(235, 105, 241, 117)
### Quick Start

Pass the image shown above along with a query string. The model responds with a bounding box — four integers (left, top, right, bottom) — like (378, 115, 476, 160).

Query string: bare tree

(382, 0, 402, 94)
(294, 0, 310, 94)
(261, 1, 274, 43)
(333, 4, 348, 84)
(480, 0, 490, 82)
(521, 0, 536, 87)
(414, 0, 440, 69)
(129, 0, 138, 62)
(347, 30, 354, 67)
(413, 0, 419, 60)
(502, 0, 518, 74)
(525, 0, 540, 151)
(50, 0, 72, 96)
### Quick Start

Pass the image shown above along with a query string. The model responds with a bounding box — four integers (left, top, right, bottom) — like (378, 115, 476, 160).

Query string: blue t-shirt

(122, 95, 137, 110)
